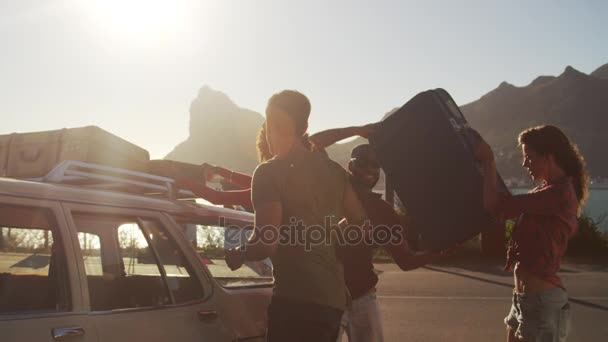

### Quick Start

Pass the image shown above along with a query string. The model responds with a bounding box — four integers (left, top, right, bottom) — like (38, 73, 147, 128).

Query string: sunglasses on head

(351, 158, 380, 169)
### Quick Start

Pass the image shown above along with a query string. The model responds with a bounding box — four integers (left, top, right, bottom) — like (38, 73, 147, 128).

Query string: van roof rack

(28, 160, 200, 201)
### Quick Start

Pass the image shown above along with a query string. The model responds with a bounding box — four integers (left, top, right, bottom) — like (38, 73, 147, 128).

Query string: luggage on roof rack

(0, 126, 150, 179)
(32, 160, 197, 200)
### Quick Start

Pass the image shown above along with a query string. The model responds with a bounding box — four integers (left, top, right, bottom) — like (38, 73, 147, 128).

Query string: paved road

(367, 262, 608, 342)
(4, 252, 606, 341)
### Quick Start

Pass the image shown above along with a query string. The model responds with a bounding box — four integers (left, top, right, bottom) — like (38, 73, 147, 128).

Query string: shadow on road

(425, 266, 608, 312)
(425, 266, 512, 288)
(568, 298, 608, 312)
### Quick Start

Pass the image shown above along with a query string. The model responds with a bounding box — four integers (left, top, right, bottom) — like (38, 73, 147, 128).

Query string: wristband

(237, 245, 248, 262)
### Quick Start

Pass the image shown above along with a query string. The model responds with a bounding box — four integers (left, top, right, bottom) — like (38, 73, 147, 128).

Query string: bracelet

(237, 246, 248, 262)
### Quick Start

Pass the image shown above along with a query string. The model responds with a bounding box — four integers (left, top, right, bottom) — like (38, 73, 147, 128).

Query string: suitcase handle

(20, 148, 42, 163)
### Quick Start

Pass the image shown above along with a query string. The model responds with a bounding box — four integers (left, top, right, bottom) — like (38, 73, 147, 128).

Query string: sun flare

(82, 0, 192, 40)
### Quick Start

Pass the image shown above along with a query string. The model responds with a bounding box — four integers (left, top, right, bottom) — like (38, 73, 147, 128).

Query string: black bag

(369, 89, 508, 251)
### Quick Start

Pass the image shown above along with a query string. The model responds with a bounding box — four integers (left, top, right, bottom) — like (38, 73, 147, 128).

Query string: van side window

(178, 221, 273, 287)
(72, 214, 204, 311)
(139, 219, 205, 304)
(78, 232, 102, 276)
(0, 205, 71, 314)
(117, 223, 164, 279)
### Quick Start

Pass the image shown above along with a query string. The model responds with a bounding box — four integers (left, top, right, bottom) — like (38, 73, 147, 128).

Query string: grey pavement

(369, 262, 608, 342)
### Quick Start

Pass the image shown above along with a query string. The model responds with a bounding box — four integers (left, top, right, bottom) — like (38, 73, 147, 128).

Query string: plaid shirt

(498, 177, 578, 288)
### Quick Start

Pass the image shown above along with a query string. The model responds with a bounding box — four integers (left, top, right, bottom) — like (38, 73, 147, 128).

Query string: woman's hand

(468, 128, 500, 212)
(201, 163, 218, 181)
(469, 129, 494, 162)
(225, 247, 245, 271)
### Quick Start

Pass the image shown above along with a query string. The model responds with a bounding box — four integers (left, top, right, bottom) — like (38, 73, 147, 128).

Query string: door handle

(52, 326, 85, 341)
(197, 310, 218, 323)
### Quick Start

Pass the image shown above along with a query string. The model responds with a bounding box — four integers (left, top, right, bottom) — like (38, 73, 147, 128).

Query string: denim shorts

(339, 290, 384, 342)
(504, 287, 571, 342)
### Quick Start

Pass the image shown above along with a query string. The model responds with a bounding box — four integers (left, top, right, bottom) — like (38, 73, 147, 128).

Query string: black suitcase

(369, 89, 508, 251)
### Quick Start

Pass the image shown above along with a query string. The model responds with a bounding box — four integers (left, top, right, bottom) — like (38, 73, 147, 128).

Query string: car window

(72, 214, 204, 311)
(138, 219, 205, 304)
(180, 221, 273, 287)
(0, 205, 71, 314)
(117, 222, 163, 278)
(78, 232, 102, 276)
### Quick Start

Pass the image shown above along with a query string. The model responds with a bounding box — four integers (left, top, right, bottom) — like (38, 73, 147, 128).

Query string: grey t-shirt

(251, 147, 349, 310)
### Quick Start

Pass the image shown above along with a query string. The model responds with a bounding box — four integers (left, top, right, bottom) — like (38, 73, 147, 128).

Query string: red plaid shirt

(497, 177, 578, 288)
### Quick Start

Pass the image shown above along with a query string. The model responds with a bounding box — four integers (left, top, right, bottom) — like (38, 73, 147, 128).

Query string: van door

(63, 203, 234, 342)
(0, 195, 96, 342)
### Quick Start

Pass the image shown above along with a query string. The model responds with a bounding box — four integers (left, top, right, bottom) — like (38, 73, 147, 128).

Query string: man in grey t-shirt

(225, 90, 369, 342)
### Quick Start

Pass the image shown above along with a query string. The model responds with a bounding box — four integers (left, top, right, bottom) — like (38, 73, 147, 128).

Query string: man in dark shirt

(310, 125, 448, 342)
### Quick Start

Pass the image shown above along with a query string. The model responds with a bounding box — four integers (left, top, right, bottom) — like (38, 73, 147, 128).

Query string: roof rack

(28, 160, 199, 200)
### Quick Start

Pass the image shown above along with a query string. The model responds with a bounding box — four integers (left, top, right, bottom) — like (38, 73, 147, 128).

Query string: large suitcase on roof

(369, 89, 508, 251)
(0, 126, 150, 179)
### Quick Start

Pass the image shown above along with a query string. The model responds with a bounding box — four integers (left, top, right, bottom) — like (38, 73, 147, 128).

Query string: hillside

(165, 86, 264, 174)
(462, 65, 608, 181)
(167, 63, 608, 182)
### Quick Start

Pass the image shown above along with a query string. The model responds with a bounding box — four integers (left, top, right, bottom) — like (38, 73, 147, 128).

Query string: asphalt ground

(366, 262, 608, 342)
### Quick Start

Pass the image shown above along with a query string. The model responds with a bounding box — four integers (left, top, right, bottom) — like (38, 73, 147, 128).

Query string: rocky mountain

(591, 63, 608, 80)
(164, 86, 390, 174)
(165, 86, 264, 174)
(462, 64, 608, 180)
(167, 62, 608, 182)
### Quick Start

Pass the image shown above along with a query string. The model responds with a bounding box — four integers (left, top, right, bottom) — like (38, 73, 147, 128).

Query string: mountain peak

(187, 85, 243, 138)
(591, 63, 608, 80)
(195, 85, 237, 109)
(560, 65, 586, 78)
(166, 86, 264, 173)
(462, 63, 608, 179)
(498, 81, 515, 88)
(529, 75, 556, 87)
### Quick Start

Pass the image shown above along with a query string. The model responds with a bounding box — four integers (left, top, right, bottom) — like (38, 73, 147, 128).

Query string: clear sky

(1, 0, 606, 158)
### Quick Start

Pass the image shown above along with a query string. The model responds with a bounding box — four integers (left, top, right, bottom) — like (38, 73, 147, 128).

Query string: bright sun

(82, 0, 192, 40)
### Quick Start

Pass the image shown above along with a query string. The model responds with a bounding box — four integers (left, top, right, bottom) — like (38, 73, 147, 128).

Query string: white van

(0, 161, 272, 341)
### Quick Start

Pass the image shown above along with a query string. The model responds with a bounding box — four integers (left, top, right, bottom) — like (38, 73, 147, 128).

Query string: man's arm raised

(309, 123, 378, 151)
